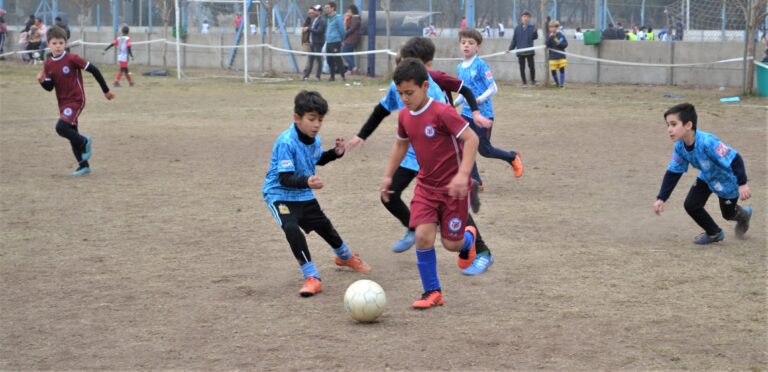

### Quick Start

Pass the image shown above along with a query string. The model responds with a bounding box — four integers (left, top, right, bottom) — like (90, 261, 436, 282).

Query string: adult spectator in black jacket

(508, 11, 538, 87)
(302, 5, 326, 81)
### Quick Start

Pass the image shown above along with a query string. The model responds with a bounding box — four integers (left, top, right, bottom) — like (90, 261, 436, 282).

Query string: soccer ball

(344, 279, 386, 323)
(32, 52, 41, 59)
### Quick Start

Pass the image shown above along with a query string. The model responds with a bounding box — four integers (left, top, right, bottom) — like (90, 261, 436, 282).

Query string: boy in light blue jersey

(654, 103, 753, 244)
(456, 28, 524, 182)
(263, 90, 371, 297)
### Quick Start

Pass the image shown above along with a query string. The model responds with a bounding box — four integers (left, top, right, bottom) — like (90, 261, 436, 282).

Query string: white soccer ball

(32, 52, 41, 59)
(344, 279, 386, 323)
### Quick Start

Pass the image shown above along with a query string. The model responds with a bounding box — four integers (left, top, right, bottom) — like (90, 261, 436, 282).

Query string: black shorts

(268, 200, 331, 233)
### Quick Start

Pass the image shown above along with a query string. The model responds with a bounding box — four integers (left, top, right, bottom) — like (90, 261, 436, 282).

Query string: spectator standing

(616, 22, 625, 39)
(324, 1, 346, 81)
(301, 8, 313, 52)
(234, 13, 243, 33)
(675, 18, 684, 41)
(24, 15, 35, 32)
(498, 21, 505, 37)
(55, 17, 70, 39)
(482, 22, 491, 39)
(460, 17, 467, 29)
(341, 4, 361, 75)
(302, 5, 326, 81)
(574, 27, 584, 40)
(201, 19, 210, 34)
(0, 9, 6, 59)
(508, 11, 538, 87)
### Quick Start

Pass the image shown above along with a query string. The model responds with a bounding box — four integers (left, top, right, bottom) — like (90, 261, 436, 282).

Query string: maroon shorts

(59, 103, 84, 125)
(409, 182, 470, 241)
(119, 61, 129, 69)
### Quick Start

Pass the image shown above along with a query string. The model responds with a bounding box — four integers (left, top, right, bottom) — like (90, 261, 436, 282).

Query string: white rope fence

(1, 38, 753, 68)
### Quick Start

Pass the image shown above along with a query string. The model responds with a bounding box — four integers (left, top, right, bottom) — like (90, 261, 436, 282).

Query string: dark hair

(35, 17, 43, 23)
(348, 4, 359, 15)
(458, 28, 483, 45)
(664, 103, 697, 130)
(55, 16, 62, 22)
(47, 27, 68, 41)
(399, 37, 435, 64)
(294, 90, 328, 117)
(521, 11, 531, 17)
(393, 58, 428, 86)
(121, 25, 130, 35)
(326, 1, 336, 10)
(576, 27, 581, 32)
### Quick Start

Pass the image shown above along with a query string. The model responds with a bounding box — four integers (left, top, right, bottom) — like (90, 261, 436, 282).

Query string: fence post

(668, 41, 675, 85)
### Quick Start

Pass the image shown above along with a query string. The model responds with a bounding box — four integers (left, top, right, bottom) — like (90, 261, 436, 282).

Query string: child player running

(654, 103, 753, 244)
(37, 27, 114, 176)
(381, 58, 479, 309)
(262, 90, 371, 297)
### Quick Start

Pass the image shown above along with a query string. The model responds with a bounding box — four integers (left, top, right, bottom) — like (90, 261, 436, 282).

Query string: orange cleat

(457, 226, 477, 270)
(335, 253, 372, 273)
(412, 290, 444, 309)
(299, 277, 322, 297)
(511, 154, 524, 178)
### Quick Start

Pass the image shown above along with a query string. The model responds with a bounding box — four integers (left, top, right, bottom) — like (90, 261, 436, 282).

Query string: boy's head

(47, 27, 68, 54)
(325, 1, 336, 15)
(399, 37, 435, 66)
(458, 28, 482, 59)
(293, 90, 329, 138)
(664, 103, 697, 141)
(393, 58, 430, 112)
(521, 11, 531, 24)
(549, 20, 559, 33)
(121, 25, 130, 35)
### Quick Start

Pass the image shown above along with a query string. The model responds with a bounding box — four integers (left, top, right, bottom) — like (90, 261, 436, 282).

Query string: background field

(1, 63, 766, 370)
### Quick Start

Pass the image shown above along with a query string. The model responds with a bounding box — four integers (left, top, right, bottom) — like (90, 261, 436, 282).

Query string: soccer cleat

(392, 230, 416, 253)
(299, 277, 322, 297)
(71, 167, 91, 177)
(462, 254, 494, 276)
(412, 290, 444, 309)
(81, 136, 93, 161)
(511, 154, 524, 178)
(735, 206, 752, 240)
(693, 230, 725, 245)
(470, 181, 481, 213)
(129, 81, 135, 87)
(457, 226, 477, 270)
(113, 81, 121, 88)
(335, 253, 372, 272)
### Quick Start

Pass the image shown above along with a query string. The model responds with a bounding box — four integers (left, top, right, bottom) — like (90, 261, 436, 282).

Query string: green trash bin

(756, 61, 768, 97)
(583, 29, 601, 45)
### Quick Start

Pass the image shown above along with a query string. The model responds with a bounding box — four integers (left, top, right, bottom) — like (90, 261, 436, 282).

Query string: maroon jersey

(397, 98, 470, 189)
(428, 69, 463, 105)
(43, 51, 89, 107)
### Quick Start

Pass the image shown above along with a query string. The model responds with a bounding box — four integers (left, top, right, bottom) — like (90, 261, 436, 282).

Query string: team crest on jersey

(63, 107, 73, 116)
(62, 66, 70, 74)
(424, 125, 436, 138)
(448, 217, 462, 232)
(716, 142, 729, 157)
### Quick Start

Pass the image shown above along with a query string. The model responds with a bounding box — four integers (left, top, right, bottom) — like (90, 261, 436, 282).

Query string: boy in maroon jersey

(380, 58, 479, 309)
(37, 27, 114, 176)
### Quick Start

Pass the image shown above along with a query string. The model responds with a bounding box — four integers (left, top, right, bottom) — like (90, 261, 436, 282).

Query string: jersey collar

(51, 51, 67, 61)
(410, 98, 434, 116)
(461, 55, 477, 68)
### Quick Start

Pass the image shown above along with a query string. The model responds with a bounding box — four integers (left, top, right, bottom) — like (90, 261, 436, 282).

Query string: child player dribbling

(262, 90, 372, 297)
(654, 103, 753, 244)
(380, 58, 480, 309)
(37, 27, 114, 176)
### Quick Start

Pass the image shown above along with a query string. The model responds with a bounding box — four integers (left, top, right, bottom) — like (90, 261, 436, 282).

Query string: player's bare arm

(448, 127, 479, 199)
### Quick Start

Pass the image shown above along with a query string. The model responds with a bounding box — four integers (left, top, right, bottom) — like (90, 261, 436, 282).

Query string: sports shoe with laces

(299, 277, 322, 297)
(335, 253, 372, 272)
(457, 226, 477, 270)
(81, 136, 93, 161)
(412, 290, 444, 309)
(392, 230, 415, 253)
(462, 254, 494, 276)
(694, 230, 725, 245)
(72, 167, 91, 176)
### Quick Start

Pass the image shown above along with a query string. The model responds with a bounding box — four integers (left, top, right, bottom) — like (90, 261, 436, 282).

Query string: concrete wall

(5, 30, 761, 88)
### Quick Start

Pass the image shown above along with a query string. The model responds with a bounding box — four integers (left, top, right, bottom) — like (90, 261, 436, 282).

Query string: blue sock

(416, 248, 441, 293)
(560, 71, 566, 85)
(300, 261, 320, 280)
(460, 230, 475, 253)
(551, 71, 559, 85)
(332, 242, 351, 260)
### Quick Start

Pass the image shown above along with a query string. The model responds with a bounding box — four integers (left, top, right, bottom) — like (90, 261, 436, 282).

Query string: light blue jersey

(263, 123, 323, 204)
(379, 75, 447, 171)
(457, 56, 495, 118)
(667, 130, 739, 199)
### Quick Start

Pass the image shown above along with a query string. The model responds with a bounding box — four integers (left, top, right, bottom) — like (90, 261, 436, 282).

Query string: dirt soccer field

(1, 62, 766, 370)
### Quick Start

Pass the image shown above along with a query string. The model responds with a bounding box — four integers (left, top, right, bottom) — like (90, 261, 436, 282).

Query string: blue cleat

(693, 230, 725, 245)
(735, 206, 752, 240)
(462, 254, 494, 276)
(71, 167, 91, 176)
(81, 136, 93, 161)
(392, 230, 416, 253)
